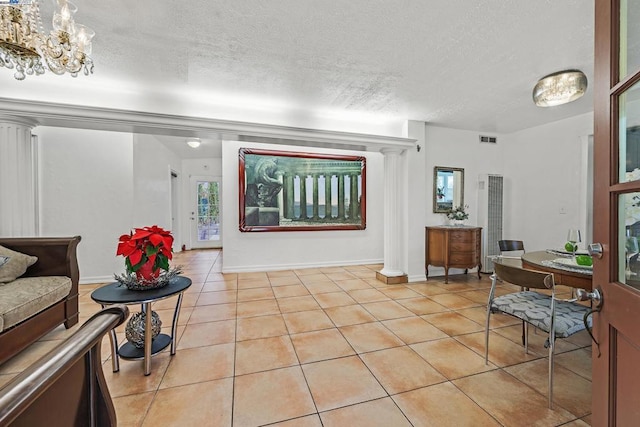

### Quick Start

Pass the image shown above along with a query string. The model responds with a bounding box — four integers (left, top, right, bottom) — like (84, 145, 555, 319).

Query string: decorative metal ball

(125, 311, 162, 349)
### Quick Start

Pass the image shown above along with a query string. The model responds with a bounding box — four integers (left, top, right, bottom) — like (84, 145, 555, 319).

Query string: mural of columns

(244, 154, 364, 224)
(240, 150, 367, 229)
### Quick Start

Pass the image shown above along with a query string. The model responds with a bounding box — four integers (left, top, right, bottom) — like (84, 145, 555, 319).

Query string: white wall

(420, 125, 504, 279)
(504, 112, 593, 251)
(424, 126, 505, 226)
(404, 121, 427, 281)
(36, 127, 135, 283)
(36, 129, 190, 283)
(221, 140, 384, 272)
(132, 134, 182, 229)
(420, 115, 593, 277)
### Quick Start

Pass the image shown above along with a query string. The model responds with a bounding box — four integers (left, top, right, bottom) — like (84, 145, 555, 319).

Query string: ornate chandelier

(0, 0, 94, 80)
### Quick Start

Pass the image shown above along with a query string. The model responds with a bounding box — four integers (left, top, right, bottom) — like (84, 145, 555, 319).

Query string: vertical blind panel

(484, 175, 504, 272)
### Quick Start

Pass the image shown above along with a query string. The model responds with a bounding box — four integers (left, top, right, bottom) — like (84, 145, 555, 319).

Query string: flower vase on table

(136, 261, 161, 282)
(115, 225, 181, 291)
(446, 205, 470, 226)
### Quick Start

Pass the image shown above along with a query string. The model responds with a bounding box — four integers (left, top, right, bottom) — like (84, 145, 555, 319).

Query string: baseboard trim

(221, 258, 384, 274)
(79, 276, 113, 285)
(407, 274, 427, 283)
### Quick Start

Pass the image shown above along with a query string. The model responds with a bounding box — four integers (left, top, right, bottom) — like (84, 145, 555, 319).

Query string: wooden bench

(0, 236, 81, 365)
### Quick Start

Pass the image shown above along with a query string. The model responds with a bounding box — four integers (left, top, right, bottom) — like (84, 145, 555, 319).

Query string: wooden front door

(593, 1, 640, 424)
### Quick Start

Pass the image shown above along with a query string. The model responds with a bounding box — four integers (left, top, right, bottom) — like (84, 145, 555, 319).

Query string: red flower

(117, 225, 174, 278)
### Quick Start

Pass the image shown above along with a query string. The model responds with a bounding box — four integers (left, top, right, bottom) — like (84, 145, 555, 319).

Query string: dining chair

(484, 261, 591, 409)
(496, 239, 527, 344)
(497, 239, 525, 255)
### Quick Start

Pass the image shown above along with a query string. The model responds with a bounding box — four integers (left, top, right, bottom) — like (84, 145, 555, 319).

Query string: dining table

(498, 250, 593, 291)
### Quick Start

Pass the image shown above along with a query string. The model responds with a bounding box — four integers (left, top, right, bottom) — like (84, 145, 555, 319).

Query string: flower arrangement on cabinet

(446, 204, 470, 222)
(115, 225, 181, 290)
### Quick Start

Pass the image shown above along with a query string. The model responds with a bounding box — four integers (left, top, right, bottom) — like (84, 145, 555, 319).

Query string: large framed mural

(239, 148, 366, 232)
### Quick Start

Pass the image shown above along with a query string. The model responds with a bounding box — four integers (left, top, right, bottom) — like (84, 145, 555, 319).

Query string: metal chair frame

(485, 261, 587, 409)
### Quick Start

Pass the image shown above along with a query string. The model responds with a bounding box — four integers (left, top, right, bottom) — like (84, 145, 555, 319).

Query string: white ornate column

(0, 115, 38, 236)
(377, 147, 408, 283)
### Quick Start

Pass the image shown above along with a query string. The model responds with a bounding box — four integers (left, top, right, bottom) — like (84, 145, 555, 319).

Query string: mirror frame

(433, 166, 464, 213)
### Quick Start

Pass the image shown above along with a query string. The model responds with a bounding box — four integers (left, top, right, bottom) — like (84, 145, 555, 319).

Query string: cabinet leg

(477, 264, 482, 280)
(444, 267, 449, 284)
(425, 267, 429, 280)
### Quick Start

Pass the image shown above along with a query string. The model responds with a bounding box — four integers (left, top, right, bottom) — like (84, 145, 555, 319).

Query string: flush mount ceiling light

(532, 70, 587, 107)
(0, 0, 94, 80)
(186, 138, 201, 148)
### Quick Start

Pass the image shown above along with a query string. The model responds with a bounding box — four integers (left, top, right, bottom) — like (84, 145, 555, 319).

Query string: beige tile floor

(0, 249, 593, 426)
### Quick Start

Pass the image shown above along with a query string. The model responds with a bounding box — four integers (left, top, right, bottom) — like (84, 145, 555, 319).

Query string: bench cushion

(0, 276, 72, 332)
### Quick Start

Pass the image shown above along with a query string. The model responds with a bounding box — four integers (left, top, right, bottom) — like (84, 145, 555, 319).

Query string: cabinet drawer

(450, 231, 477, 243)
(449, 253, 476, 265)
(450, 242, 475, 252)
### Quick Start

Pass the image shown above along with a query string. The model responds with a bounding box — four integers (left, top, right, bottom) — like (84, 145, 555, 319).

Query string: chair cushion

(491, 291, 592, 338)
(0, 276, 72, 332)
(0, 246, 38, 283)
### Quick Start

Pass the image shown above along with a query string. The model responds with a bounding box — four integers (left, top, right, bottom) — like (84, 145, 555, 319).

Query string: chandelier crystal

(0, 0, 94, 80)
(532, 70, 587, 107)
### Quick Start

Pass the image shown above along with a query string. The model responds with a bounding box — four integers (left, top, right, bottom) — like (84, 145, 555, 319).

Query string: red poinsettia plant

(116, 225, 174, 281)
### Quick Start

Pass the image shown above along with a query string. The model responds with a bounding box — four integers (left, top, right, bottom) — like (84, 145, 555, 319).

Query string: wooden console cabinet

(425, 226, 482, 284)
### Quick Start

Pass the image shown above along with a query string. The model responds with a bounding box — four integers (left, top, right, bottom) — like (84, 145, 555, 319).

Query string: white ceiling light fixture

(533, 70, 588, 107)
(0, 0, 94, 80)
(186, 138, 201, 148)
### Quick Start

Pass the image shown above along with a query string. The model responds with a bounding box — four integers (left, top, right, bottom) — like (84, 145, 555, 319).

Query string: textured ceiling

(1, 0, 595, 136)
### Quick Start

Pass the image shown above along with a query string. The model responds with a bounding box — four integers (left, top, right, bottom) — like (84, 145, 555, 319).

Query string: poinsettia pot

(135, 261, 161, 281)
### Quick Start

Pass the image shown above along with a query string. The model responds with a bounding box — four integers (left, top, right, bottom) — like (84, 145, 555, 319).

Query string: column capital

(379, 147, 405, 156)
(0, 114, 38, 128)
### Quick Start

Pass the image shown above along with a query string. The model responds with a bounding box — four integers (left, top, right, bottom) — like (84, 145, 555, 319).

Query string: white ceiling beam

(0, 98, 415, 153)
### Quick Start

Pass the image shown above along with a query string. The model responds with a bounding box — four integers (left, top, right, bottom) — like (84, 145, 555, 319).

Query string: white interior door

(190, 176, 222, 249)
(170, 170, 180, 249)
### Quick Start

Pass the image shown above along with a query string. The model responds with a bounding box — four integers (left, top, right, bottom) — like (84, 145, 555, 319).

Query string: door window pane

(619, 192, 640, 289)
(620, 0, 640, 80)
(197, 181, 220, 241)
(618, 80, 640, 182)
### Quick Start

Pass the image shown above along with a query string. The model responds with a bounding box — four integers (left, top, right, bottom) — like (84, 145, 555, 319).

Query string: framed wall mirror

(433, 166, 464, 213)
